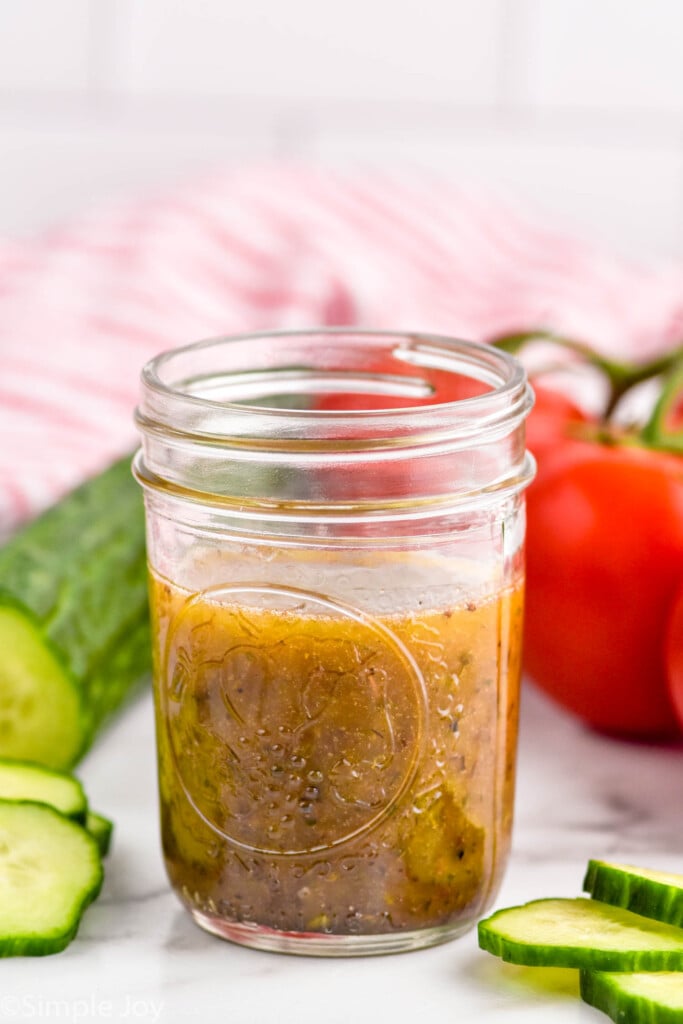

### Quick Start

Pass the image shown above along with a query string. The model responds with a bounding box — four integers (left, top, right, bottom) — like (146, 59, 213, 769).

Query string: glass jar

(134, 329, 535, 956)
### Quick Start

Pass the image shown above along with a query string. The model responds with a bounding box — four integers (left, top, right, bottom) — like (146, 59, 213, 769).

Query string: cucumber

(86, 811, 113, 857)
(0, 800, 103, 956)
(0, 606, 84, 767)
(0, 761, 114, 856)
(581, 970, 683, 1023)
(0, 456, 150, 769)
(477, 898, 683, 970)
(585, 861, 683, 929)
(0, 760, 86, 823)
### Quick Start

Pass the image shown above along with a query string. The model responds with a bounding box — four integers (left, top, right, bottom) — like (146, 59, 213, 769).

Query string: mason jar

(134, 329, 535, 956)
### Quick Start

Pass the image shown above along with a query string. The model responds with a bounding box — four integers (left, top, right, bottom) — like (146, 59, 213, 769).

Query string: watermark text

(0, 995, 164, 1021)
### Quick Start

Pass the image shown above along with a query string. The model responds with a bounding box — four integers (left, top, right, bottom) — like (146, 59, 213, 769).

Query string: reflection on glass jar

(135, 330, 534, 956)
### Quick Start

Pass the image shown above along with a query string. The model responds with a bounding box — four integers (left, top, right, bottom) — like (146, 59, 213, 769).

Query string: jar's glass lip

(139, 329, 531, 446)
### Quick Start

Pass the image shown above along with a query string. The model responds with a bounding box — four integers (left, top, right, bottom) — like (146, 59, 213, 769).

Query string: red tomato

(313, 361, 489, 412)
(665, 582, 683, 730)
(525, 384, 591, 481)
(524, 441, 683, 737)
(312, 353, 491, 501)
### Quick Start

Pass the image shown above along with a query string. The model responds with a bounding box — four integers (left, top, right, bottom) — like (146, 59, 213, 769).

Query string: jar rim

(135, 329, 535, 520)
(137, 328, 532, 449)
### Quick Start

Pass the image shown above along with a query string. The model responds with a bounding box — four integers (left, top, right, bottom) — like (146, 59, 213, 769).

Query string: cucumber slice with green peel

(581, 970, 683, 1023)
(0, 456, 150, 769)
(0, 606, 85, 769)
(86, 811, 113, 857)
(0, 760, 87, 823)
(0, 800, 103, 956)
(478, 898, 683, 971)
(585, 861, 683, 929)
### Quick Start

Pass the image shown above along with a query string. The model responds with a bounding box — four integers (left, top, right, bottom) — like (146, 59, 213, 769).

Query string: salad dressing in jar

(134, 330, 534, 955)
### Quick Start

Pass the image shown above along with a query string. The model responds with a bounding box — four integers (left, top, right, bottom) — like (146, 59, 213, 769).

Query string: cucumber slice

(581, 970, 683, 1023)
(0, 606, 84, 769)
(478, 898, 683, 970)
(585, 861, 683, 929)
(0, 760, 86, 823)
(0, 800, 102, 956)
(86, 811, 113, 857)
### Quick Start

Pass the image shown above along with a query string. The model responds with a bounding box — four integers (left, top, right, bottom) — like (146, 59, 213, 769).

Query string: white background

(1, 0, 683, 260)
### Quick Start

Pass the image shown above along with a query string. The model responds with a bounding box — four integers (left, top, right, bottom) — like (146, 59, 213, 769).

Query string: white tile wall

(0, 0, 93, 92)
(110, 0, 505, 103)
(512, 0, 683, 111)
(0, 0, 682, 260)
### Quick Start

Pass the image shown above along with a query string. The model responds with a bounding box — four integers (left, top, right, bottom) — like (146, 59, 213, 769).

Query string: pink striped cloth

(2, 165, 683, 532)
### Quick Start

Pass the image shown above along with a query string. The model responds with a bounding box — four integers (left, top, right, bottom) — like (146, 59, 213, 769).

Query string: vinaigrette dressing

(150, 566, 523, 939)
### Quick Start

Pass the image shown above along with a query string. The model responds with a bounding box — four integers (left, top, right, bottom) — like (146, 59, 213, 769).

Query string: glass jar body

(136, 330, 533, 955)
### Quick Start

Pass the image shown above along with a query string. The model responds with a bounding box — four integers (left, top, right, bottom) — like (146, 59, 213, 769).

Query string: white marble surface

(2, 684, 681, 1024)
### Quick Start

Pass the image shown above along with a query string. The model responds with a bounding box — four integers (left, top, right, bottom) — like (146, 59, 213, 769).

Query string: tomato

(665, 582, 683, 731)
(526, 385, 589, 458)
(524, 441, 683, 737)
(313, 361, 489, 413)
(312, 352, 490, 501)
(525, 385, 591, 488)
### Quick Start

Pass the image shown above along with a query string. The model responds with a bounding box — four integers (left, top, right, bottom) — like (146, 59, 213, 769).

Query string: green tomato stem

(640, 359, 683, 453)
(492, 330, 683, 425)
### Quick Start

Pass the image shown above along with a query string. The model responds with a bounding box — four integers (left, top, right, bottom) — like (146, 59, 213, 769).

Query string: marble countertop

(3, 685, 680, 1024)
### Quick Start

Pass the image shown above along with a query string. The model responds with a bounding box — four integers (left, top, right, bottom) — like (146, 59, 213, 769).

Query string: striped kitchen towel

(1, 165, 682, 532)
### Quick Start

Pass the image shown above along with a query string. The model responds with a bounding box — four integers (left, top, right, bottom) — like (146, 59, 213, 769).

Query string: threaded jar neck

(134, 329, 535, 522)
